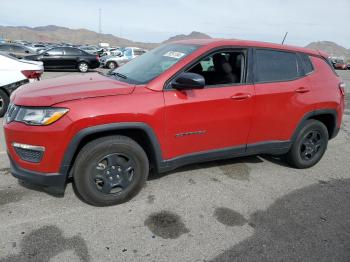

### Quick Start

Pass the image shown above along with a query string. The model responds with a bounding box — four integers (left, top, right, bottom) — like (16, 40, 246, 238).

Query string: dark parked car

(25, 47, 100, 72)
(0, 44, 36, 58)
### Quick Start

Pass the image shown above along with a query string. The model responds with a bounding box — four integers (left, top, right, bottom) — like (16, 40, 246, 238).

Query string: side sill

(158, 141, 291, 173)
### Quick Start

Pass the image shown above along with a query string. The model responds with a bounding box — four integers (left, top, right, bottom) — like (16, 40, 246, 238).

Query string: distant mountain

(0, 25, 158, 49)
(163, 31, 212, 43)
(305, 41, 350, 60)
(0, 25, 213, 49)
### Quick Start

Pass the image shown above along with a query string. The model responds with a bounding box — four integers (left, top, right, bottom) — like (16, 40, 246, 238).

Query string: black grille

(14, 147, 43, 163)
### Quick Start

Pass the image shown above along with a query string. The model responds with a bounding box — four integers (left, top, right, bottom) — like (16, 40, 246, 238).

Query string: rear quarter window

(254, 49, 300, 83)
(299, 53, 314, 75)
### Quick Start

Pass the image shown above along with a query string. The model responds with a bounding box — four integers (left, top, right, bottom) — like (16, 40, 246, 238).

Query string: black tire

(286, 120, 328, 169)
(106, 61, 118, 70)
(0, 89, 10, 117)
(73, 135, 149, 206)
(78, 62, 89, 73)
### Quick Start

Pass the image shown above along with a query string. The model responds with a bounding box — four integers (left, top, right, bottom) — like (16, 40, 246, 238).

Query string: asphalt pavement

(0, 70, 349, 262)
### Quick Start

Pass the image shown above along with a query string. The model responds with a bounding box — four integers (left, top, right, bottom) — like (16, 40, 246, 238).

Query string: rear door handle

(295, 87, 310, 93)
(231, 93, 252, 100)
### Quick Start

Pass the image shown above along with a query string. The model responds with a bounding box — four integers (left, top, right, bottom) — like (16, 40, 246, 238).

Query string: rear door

(163, 48, 254, 159)
(248, 49, 314, 145)
(62, 47, 82, 68)
(42, 47, 64, 68)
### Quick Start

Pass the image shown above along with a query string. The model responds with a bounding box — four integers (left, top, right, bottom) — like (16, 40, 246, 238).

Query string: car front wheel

(78, 62, 89, 73)
(286, 120, 328, 169)
(74, 136, 149, 206)
(0, 89, 10, 117)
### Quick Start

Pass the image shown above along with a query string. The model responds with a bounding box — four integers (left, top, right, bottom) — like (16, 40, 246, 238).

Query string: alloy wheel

(79, 63, 88, 72)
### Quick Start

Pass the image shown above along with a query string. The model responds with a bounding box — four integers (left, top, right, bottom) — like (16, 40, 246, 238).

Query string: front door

(163, 49, 254, 160)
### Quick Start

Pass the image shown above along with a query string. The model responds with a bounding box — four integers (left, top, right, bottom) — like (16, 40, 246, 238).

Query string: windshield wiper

(108, 71, 128, 79)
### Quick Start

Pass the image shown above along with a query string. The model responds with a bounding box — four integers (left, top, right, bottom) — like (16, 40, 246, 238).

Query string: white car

(100, 47, 146, 69)
(0, 52, 44, 116)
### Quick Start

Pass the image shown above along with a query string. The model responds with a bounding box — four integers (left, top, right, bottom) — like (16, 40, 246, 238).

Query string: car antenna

(281, 32, 288, 45)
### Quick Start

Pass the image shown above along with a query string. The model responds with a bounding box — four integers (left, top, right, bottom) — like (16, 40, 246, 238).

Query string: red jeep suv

(3, 39, 345, 206)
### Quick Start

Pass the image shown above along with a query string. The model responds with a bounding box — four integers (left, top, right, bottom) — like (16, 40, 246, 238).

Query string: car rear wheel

(286, 120, 328, 169)
(0, 89, 10, 117)
(78, 62, 89, 73)
(106, 61, 118, 69)
(73, 136, 149, 206)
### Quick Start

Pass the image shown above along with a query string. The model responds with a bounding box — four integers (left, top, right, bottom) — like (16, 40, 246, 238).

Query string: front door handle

(231, 93, 252, 100)
(295, 87, 310, 93)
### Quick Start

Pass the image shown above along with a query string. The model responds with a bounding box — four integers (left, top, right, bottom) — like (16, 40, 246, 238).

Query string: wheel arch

(0, 87, 10, 97)
(291, 109, 338, 142)
(77, 60, 90, 66)
(106, 60, 118, 67)
(60, 122, 163, 179)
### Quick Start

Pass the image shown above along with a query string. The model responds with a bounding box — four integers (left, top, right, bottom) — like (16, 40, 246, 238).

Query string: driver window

(187, 50, 247, 86)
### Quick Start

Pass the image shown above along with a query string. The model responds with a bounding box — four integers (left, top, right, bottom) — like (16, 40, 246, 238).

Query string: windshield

(110, 43, 199, 84)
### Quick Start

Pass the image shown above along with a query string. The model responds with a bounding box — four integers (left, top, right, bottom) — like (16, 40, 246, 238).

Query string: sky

(0, 0, 349, 48)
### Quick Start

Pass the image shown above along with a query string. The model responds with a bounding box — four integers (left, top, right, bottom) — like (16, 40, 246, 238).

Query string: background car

(0, 44, 37, 58)
(0, 52, 43, 116)
(25, 47, 100, 72)
(29, 43, 49, 53)
(80, 45, 100, 55)
(100, 47, 146, 69)
(332, 59, 348, 70)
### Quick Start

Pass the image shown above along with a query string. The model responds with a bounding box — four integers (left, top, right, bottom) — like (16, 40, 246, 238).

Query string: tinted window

(134, 50, 145, 56)
(300, 54, 313, 74)
(0, 45, 11, 51)
(124, 48, 132, 57)
(64, 47, 83, 55)
(255, 49, 300, 82)
(47, 48, 64, 56)
(12, 45, 27, 52)
(187, 50, 247, 86)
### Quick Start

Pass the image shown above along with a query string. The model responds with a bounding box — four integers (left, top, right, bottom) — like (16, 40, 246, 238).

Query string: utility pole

(99, 8, 102, 44)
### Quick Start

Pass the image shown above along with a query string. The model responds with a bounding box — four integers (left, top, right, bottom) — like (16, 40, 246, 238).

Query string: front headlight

(14, 107, 69, 126)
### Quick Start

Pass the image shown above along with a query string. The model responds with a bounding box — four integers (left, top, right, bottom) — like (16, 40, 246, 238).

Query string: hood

(12, 73, 135, 106)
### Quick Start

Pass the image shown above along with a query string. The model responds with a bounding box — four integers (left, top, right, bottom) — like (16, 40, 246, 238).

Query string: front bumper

(9, 154, 66, 194)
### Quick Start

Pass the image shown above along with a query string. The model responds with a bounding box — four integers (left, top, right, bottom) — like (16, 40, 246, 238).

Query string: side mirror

(172, 72, 205, 90)
(43, 52, 49, 56)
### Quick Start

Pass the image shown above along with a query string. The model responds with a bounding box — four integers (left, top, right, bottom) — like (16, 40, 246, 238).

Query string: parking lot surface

(0, 70, 349, 262)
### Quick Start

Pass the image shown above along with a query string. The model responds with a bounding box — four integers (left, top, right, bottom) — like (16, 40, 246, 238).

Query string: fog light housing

(12, 143, 45, 163)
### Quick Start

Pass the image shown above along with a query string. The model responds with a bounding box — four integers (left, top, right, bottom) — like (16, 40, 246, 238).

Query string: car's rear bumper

(89, 61, 100, 69)
(9, 154, 66, 194)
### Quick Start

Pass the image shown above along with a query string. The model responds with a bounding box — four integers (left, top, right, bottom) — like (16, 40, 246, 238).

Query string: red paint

(3, 39, 345, 175)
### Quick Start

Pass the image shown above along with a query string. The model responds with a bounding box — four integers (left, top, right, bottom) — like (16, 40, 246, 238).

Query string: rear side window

(64, 47, 83, 55)
(254, 49, 300, 83)
(300, 54, 314, 75)
(12, 45, 27, 52)
(47, 48, 64, 56)
(0, 45, 11, 51)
